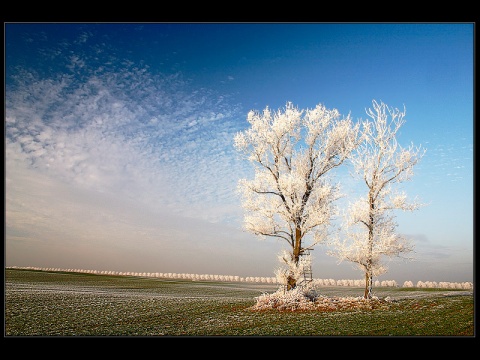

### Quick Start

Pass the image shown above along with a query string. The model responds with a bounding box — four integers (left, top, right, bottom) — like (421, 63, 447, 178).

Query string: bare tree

(234, 102, 360, 290)
(328, 100, 426, 299)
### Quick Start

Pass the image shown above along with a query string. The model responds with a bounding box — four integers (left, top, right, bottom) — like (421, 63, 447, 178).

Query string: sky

(4, 23, 474, 285)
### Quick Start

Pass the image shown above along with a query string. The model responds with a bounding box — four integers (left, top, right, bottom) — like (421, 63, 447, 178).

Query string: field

(5, 269, 474, 337)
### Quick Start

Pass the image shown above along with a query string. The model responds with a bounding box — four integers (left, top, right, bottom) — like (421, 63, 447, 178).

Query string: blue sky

(5, 23, 473, 284)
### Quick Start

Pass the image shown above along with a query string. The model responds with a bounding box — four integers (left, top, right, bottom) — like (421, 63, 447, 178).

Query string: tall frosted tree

(328, 100, 426, 299)
(234, 102, 360, 290)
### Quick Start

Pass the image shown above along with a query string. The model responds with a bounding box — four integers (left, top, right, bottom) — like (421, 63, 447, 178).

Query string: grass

(4, 269, 474, 337)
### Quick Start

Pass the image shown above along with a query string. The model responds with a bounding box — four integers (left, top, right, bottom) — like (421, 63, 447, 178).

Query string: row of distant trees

(8, 266, 473, 290)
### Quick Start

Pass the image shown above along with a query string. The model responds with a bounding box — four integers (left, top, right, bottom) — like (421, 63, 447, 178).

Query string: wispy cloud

(5, 56, 260, 274)
(6, 56, 248, 223)
(5, 27, 261, 275)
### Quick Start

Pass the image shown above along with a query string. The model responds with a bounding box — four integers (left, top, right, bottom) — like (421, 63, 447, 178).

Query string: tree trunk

(287, 276, 296, 291)
(364, 272, 373, 299)
(364, 190, 374, 299)
(286, 227, 303, 291)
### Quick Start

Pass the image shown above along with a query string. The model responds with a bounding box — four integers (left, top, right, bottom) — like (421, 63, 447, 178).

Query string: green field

(5, 269, 474, 337)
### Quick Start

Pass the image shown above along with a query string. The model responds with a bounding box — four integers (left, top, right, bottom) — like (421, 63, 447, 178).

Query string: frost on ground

(250, 286, 395, 312)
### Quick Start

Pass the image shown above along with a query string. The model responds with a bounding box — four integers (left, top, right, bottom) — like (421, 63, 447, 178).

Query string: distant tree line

(7, 266, 473, 290)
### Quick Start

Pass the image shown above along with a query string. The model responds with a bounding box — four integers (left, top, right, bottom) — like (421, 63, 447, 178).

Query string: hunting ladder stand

(298, 249, 313, 288)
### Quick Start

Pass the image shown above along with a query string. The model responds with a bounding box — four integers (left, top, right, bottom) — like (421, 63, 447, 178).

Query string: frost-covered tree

(328, 100, 426, 299)
(234, 101, 360, 290)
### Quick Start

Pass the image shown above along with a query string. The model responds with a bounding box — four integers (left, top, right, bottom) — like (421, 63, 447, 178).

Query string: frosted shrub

(250, 284, 396, 312)
(251, 286, 319, 311)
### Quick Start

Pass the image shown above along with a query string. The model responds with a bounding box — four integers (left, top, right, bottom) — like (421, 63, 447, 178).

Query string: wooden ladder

(299, 249, 313, 287)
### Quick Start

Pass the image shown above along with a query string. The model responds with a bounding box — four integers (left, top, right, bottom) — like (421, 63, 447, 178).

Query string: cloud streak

(5, 34, 259, 275)
(6, 52, 249, 222)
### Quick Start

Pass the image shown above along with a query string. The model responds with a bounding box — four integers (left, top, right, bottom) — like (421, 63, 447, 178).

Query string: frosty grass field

(5, 269, 474, 336)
